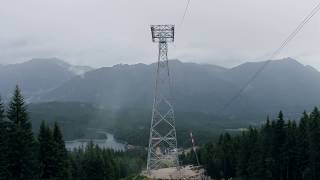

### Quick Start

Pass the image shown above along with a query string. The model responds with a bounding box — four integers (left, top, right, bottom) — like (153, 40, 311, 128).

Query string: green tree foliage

(6, 86, 37, 180)
(296, 111, 310, 178)
(1, 86, 146, 179)
(38, 121, 56, 179)
(0, 95, 4, 120)
(52, 122, 70, 179)
(0, 95, 9, 179)
(195, 109, 320, 180)
(38, 121, 70, 179)
(7, 85, 320, 179)
(69, 143, 146, 180)
(82, 142, 107, 179)
(308, 107, 320, 179)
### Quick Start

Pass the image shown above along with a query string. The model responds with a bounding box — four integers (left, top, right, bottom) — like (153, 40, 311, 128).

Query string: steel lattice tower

(147, 25, 179, 172)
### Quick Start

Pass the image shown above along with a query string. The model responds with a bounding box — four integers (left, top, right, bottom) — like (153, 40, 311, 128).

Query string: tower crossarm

(151, 25, 174, 43)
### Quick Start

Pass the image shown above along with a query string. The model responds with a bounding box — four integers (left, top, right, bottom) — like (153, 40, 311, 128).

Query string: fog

(0, 0, 320, 69)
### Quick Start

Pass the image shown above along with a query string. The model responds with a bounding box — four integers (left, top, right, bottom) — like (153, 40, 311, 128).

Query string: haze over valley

(1, 57, 320, 148)
(1, 57, 319, 120)
(2, 1, 320, 178)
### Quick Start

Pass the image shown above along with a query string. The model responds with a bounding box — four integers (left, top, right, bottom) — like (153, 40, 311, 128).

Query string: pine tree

(283, 120, 299, 180)
(38, 121, 56, 179)
(197, 109, 320, 179)
(200, 142, 221, 179)
(246, 128, 262, 179)
(308, 107, 320, 179)
(6, 86, 37, 180)
(102, 149, 117, 180)
(0, 95, 9, 179)
(297, 111, 310, 179)
(0, 95, 4, 120)
(272, 111, 286, 179)
(70, 148, 85, 179)
(236, 132, 250, 179)
(218, 133, 236, 179)
(53, 122, 70, 179)
(82, 142, 105, 179)
(259, 118, 274, 179)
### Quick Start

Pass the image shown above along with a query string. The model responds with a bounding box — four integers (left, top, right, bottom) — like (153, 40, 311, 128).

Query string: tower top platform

(151, 25, 174, 43)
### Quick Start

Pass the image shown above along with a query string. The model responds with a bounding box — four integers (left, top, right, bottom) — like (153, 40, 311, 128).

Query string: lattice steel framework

(147, 25, 179, 172)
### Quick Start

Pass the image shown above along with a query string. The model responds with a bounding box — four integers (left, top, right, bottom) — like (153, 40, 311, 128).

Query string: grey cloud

(0, 0, 319, 69)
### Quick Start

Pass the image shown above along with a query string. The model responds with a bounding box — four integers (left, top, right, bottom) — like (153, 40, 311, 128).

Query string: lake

(65, 130, 127, 151)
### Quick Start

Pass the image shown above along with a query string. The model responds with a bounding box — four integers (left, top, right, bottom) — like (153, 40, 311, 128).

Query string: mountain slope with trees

(0, 87, 145, 180)
(40, 58, 320, 121)
(27, 102, 238, 147)
(181, 109, 320, 179)
(2, 58, 320, 122)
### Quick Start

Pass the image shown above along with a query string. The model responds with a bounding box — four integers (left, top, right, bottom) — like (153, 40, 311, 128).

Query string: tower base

(142, 165, 211, 180)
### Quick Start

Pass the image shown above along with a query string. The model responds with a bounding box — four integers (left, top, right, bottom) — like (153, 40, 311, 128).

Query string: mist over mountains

(0, 58, 92, 100)
(1, 57, 320, 121)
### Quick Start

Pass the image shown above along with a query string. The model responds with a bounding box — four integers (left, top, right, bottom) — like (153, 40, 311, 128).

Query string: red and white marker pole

(190, 131, 200, 166)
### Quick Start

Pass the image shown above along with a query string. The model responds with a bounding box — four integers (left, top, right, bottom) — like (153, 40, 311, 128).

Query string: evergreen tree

(271, 111, 286, 179)
(198, 108, 320, 180)
(0, 95, 9, 179)
(308, 107, 320, 179)
(0, 95, 4, 120)
(102, 149, 117, 180)
(38, 121, 56, 179)
(297, 111, 311, 179)
(6, 86, 37, 180)
(218, 133, 236, 179)
(259, 118, 274, 179)
(283, 121, 299, 180)
(200, 142, 221, 179)
(246, 128, 262, 179)
(82, 142, 105, 180)
(70, 148, 85, 179)
(53, 122, 70, 179)
(236, 131, 251, 179)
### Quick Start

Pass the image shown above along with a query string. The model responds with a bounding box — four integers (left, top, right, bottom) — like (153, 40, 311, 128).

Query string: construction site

(142, 165, 209, 179)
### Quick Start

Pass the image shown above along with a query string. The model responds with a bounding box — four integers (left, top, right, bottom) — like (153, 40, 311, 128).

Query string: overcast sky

(0, 0, 320, 68)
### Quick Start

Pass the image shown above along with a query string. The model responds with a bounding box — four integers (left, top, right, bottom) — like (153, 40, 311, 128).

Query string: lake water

(65, 131, 127, 151)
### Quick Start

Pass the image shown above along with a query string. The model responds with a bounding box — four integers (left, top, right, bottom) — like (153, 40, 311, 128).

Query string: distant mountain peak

(27, 57, 68, 66)
(271, 57, 301, 65)
(233, 57, 303, 69)
(305, 65, 319, 73)
(168, 59, 182, 63)
(112, 63, 130, 68)
(23, 58, 93, 75)
(0, 58, 95, 101)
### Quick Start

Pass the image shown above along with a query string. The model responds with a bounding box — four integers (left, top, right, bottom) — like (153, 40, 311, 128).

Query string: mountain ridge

(0, 58, 93, 100)
(33, 57, 320, 121)
(1, 57, 319, 121)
